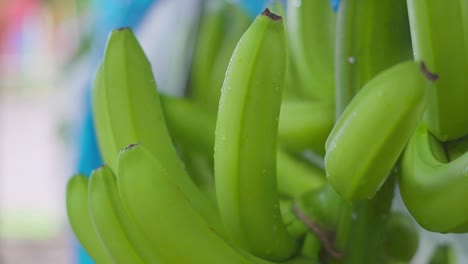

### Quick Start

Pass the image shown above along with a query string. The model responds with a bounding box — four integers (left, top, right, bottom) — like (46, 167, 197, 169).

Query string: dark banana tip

(121, 142, 141, 152)
(261, 8, 282, 20)
(420, 62, 439, 82)
(115, 27, 130, 31)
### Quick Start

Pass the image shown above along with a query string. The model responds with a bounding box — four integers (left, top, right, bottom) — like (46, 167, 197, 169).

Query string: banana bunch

(66, 1, 468, 263)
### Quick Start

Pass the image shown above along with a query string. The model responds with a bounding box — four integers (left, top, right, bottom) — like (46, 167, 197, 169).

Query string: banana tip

(420, 62, 439, 82)
(121, 142, 141, 152)
(261, 8, 282, 21)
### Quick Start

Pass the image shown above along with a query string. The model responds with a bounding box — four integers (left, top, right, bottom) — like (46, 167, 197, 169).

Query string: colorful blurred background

(0, 0, 467, 263)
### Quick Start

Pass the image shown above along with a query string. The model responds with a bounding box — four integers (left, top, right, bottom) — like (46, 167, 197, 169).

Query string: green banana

(207, 3, 252, 111)
(189, 1, 251, 112)
(116, 142, 254, 263)
(88, 165, 161, 263)
(88, 166, 144, 264)
(399, 123, 468, 233)
(278, 100, 334, 156)
(91, 27, 225, 235)
(335, 0, 412, 118)
(325, 61, 430, 202)
(66, 175, 112, 264)
(188, 0, 226, 106)
(286, 0, 336, 101)
(214, 9, 298, 260)
(407, 0, 468, 141)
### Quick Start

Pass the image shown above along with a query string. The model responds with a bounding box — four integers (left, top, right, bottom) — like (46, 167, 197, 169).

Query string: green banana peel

(407, 0, 468, 141)
(325, 61, 429, 202)
(214, 9, 298, 261)
(66, 175, 112, 264)
(88, 165, 162, 263)
(88, 167, 145, 264)
(335, 0, 412, 119)
(286, 0, 336, 102)
(399, 123, 468, 233)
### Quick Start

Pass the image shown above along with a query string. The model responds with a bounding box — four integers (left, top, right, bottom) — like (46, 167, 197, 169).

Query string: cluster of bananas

(66, 1, 467, 263)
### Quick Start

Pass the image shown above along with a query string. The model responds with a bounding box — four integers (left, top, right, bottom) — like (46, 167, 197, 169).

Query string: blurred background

(0, 0, 467, 263)
(0, 1, 87, 263)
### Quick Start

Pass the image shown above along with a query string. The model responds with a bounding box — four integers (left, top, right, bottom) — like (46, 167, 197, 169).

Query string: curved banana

(88, 167, 144, 264)
(335, 0, 412, 117)
(325, 61, 430, 202)
(278, 100, 334, 156)
(66, 175, 112, 264)
(286, 0, 336, 101)
(399, 123, 468, 233)
(407, 0, 468, 141)
(117, 142, 255, 263)
(91, 27, 225, 235)
(214, 9, 298, 261)
(88, 165, 161, 263)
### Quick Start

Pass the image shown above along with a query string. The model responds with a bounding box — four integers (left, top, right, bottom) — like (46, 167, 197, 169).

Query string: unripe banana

(189, 0, 226, 106)
(325, 61, 430, 202)
(66, 175, 112, 264)
(335, 0, 412, 118)
(399, 123, 468, 233)
(286, 0, 336, 101)
(407, 0, 468, 141)
(189, 2, 251, 112)
(91, 27, 225, 235)
(214, 9, 298, 261)
(117, 142, 254, 263)
(207, 3, 252, 112)
(88, 167, 144, 264)
(88, 165, 161, 263)
(278, 100, 334, 156)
